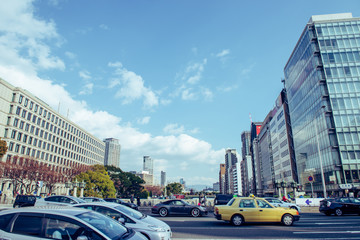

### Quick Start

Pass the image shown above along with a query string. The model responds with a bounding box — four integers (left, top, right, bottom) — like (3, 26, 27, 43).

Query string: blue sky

(1, 0, 359, 186)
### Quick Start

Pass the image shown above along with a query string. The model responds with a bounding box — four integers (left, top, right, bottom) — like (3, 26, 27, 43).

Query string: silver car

(74, 202, 172, 240)
(0, 206, 147, 240)
(35, 195, 86, 206)
(264, 197, 301, 212)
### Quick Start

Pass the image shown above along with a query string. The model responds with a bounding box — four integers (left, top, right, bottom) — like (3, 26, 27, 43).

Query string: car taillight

(327, 201, 331, 207)
(215, 207, 219, 215)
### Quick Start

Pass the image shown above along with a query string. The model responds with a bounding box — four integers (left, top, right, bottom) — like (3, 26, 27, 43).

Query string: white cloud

(216, 49, 230, 58)
(108, 62, 159, 108)
(163, 123, 185, 135)
(201, 87, 213, 101)
(79, 83, 93, 95)
(65, 51, 76, 59)
(137, 116, 151, 125)
(79, 70, 91, 80)
(99, 24, 109, 30)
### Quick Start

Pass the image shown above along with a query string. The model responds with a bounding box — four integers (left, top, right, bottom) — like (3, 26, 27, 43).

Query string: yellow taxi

(214, 196, 300, 226)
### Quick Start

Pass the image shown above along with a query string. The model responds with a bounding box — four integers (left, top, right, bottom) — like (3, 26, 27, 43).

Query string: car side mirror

(118, 218, 125, 224)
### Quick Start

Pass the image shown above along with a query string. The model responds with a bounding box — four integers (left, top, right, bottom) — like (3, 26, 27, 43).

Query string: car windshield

(76, 211, 128, 239)
(115, 205, 144, 220)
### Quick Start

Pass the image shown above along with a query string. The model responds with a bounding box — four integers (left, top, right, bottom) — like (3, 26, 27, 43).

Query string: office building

(0, 78, 105, 193)
(250, 122, 262, 195)
(284, 13, 360, 196)
(143, 156, 153, 175)
(103, 138, 121, 167)
(136, 171, 154, 186)
(241, 131, 252, 196)
(224, 149, 238, 194)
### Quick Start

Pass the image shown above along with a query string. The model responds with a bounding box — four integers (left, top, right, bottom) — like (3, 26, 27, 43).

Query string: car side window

(46, 196, 59, 202)
(44, 217, 86, 240)
(352, 198, 360, 203)
(239, 199, 255, 208)
(0, 213, 15, 231)
(12, 214, 42, 237)
(256, 199, 272, 208)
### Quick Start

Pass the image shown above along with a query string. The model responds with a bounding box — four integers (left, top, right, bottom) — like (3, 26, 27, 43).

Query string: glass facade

(285, 14, 360, 196)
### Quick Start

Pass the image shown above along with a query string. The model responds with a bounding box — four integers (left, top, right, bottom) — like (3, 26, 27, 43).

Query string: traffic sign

(308, 176, 314, 182)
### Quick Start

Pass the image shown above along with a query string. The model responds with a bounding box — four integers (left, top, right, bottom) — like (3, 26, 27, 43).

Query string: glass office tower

(284, 13, 360, 197)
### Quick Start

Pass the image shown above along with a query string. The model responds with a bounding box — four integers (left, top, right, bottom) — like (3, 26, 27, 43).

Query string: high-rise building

(161, 171, 166, 187)
(250, 122, 262, 195)
(219, 163, 226, 194)
(241, 131, 252, 196)
(143, 156, 153, 175)
(224, 149, 238, 194)
(103, 138, 121, 167)
(284, 13, 360, 197)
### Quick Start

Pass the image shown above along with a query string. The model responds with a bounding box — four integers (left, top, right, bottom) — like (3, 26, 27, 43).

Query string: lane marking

(293, 231, 360, 234)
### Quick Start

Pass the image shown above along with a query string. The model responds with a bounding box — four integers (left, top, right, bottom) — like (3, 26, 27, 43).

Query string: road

(148, 213, 360, 239)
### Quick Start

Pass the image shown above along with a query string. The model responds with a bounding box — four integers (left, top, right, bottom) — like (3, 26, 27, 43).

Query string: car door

(338, 198, 352, 214)
(169, 200, 185, 214)
(256, 199, 279, 222)
(238, 199, 258, 222)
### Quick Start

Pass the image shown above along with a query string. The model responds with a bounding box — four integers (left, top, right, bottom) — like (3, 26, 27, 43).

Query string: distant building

(143, 156, 153, 175)
(103, 138, 121, 167)
(241, 131, 252, 196)
(213, 182, 220, 192)
(225, 149, 238, 194)
(250, 122, 262, 195)
(136, 171, 154, 186)
(161, 171, 166, 187)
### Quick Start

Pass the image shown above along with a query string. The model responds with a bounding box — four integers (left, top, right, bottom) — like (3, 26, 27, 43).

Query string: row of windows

(316, 22, 360, 36)
(7, 141, 99, 166)
(13, 106, 104, 155)
(345, 170, 360, 183)
(341, 150, 360, 160)
(334, 114, 360, 128)
(325, 66, 360, 79)
(328, 80, 360, 94)
(331, 97, 360, 110)
(319, 37, 360, 50)
(337, 131, 360, 145)
(8, 129, 101, 163)
(16, 93, 103, 149)
(322, 51, 360, 64)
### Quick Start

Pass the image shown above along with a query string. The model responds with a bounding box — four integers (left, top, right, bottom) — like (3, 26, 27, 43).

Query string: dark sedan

(151, 199, 208, 217)
(104, 198, 138, 210)
(319, 197, 360, 216)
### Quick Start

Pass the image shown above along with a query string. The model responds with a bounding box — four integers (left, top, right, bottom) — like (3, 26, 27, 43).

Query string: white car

(74, 202, 172, 240)
(0, 206, 147, 240)
(264, 197, 301, 212)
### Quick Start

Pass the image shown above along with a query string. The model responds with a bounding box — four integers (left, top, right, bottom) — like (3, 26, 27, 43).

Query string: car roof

(0, 205, 91, 216)
(74, 202, 120, 208)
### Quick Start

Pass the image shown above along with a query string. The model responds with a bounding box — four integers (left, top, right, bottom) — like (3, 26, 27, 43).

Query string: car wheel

(191, 208, 200, 217)
(282, 214, 294, 226)
(231, 214, 244, 226)
(335, 208, 343, 216)
(159, 208, 168, 217)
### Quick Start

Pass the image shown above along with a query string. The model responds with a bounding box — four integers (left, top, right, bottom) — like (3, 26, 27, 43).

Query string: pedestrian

(136, 196, 140, 206)
(282, 195, 288, 202)
(130, 195, 134, 204)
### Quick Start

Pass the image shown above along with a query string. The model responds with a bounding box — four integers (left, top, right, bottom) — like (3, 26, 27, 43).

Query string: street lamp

(275, 181, 281, 198)
(79, 181, 86, 198)
(65, 182, 72, 195)
(313, 105, 327, 198)
(290, 182, 297, 198)
(72, 179, 79, 197)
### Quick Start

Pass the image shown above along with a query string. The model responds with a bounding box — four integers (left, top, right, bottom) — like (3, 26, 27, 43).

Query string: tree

(76, 165, 116, 198)
(144, 185, 163, 197)
(105, 166, 145, 197)
(0, 137, 7, 159)
(166, 182, 183, 195)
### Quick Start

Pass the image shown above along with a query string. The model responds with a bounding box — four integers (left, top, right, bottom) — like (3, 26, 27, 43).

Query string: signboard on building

(339, 184, 353, 189)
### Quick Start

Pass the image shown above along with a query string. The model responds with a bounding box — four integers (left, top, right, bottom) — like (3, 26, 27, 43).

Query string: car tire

(335, 208, 343, 216)
(159, 208, 168, 217)
(191, 208, 200, 217)
(282, 214, 294, 226)
(231, 214, 244, 226)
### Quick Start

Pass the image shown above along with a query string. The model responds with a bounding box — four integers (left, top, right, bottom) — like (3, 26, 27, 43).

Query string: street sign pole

(310, 182, 314, 198)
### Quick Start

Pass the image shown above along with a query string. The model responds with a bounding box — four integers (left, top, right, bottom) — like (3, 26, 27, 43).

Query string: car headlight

(148, 225, 166, 232)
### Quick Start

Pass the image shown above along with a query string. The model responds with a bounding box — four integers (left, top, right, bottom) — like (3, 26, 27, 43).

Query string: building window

(17, 132, 22, 141)
(16, 106, 21, 115)
(21, 110, 27, 118)
(21, 146, 25, 154)
(30, 126, 34, 133)
(29, 101, 33, 110)
(18, 95, 23, 104)
(4, 128, 8, 138)
(31, 149, 35, 157)
(25, 123, 29, 132)
(19, 121, 24, 129)
(34, 104, 38, 112)
(9, 105, 13, 114)
(13, 118, 18, 127)
(23, 135, 27, 143)
(27, 113, 32, 121)
(9, 142, 14, 151)
(39, 107, 43, 115)
(43, 110, 47, 118)
(15, 144, 20, 153)
(11, 130, 16, 139)
(28, 136, 33, 145)
(33, 138, 37, 146)
(24, 98, 28, 107)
